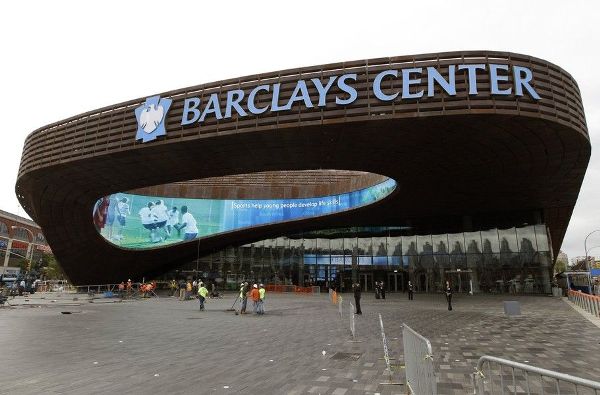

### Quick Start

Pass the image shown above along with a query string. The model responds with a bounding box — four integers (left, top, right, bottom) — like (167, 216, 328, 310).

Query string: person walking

(257, 284, 266, 315)
(239, 282, 249, 314)
(380, 280, 386, 299)
(374, 281, 380, 299)
(352, 282, 362, 315)
(408, 280, 414, 300)
(445, 281, 453, 311)
(198, 282, 208, 311)
(250, 284, 260, 314)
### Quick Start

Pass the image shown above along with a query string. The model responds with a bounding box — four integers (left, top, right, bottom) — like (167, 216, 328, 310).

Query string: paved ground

(1, 292, 599, 394)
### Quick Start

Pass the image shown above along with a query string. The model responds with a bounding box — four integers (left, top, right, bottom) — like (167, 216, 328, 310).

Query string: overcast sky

(2, 1, 599, 260)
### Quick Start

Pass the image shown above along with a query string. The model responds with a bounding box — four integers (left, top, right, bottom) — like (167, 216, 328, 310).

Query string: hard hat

(253, 284, 258, 288)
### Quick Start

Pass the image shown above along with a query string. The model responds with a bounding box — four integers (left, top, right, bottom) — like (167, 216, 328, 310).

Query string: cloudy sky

(2, 1, 599, 260)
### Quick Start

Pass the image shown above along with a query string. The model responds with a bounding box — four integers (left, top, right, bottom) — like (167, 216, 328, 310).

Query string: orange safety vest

(250, 288, 260, 301)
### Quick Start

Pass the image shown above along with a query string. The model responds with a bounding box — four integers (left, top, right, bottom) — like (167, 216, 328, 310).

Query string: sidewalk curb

(562, 297, 600, 330)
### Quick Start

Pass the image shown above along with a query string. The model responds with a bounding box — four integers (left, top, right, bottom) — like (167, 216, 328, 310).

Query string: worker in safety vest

(257, 284, 266, 315)
(169, 279, 177, 297)
(198, 282, 208, 311)
(239, 282, 249, 314)
(250, 284, 260, 314)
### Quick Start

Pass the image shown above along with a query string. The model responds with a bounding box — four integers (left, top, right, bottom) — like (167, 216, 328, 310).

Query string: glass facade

(173, 224, 553, 294)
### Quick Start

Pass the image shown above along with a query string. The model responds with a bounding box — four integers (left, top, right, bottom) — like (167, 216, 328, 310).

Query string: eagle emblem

(134, 95, 172, 143)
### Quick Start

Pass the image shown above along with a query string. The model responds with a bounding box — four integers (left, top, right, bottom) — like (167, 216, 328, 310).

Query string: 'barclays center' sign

(135, 63, 541, 142)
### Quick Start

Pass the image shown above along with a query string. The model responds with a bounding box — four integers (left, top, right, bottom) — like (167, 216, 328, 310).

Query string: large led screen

(93, 178, 396, 249)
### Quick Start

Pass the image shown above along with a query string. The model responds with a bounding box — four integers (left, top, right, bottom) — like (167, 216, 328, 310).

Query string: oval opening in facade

(92, 171, 397, 250)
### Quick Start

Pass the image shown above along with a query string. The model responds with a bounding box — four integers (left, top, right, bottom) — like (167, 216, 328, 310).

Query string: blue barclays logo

(134, 95, 172, 143)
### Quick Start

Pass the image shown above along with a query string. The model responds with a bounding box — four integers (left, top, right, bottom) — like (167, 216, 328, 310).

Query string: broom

(226, 295, 239, 313)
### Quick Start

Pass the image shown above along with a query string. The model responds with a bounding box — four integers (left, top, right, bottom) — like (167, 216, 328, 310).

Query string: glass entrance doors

(445, 269, 473, 293)
(387, 271, 405, 292)
(359, 273, 373, 292)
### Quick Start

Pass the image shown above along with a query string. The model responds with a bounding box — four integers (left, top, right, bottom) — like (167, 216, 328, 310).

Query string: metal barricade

(568, 289, 600, 318)
(349, 302, 356, 339)
(402, 323, 437, 395)
(472, 355, 600, 394)
(378, 314, 402, 385)
(347, 302, 361, 342)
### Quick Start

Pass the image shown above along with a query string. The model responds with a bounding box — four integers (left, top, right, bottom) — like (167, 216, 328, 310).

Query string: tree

(42, 255, 66, 280)
(17, 258, 29, 273)
(554, 258, 567, 274)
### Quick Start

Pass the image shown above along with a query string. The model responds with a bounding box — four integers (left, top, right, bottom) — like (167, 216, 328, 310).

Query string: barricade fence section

(472, 355, 600, 395)
(70, 283, 160, 299)
(264, 285, 317, 294)
(349, 302, 357, 340)
(74, 283, 120, 295)
(568, 289, 600, 318)
(402, 323, 437, 395)
(378, 314, 402, 385)
(34, 281, 75, 293)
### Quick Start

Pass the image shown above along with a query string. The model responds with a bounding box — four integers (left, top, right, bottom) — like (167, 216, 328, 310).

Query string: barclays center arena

(16, 51, 590, 294)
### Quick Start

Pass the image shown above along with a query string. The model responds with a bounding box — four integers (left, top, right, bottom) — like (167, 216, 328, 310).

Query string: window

(464, 231, 482, 254)
(13, 227, 31, 241)
(417, 235, 433, 255)
(481, 229, 500, 253)
(534, 225, 550, 252)
(36, 232, 46, 244)
(0, 222, 8, 236)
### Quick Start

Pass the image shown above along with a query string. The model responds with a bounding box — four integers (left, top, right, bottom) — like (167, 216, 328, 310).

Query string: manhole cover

(330, 352, 362, 361)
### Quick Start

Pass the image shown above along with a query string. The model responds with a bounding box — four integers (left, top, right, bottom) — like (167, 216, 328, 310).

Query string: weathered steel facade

(16, 51, 590, 284)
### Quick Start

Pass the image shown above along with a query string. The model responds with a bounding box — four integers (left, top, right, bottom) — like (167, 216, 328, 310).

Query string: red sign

(11, 241, 28, 249)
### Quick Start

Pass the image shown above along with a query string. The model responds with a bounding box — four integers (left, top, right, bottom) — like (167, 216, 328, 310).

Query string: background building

(0, 209, 51, 277)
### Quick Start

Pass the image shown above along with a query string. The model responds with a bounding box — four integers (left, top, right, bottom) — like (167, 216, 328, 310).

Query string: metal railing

(568, 289, 600, 318)
(74, 283, 120, 295)
(472, 355, 600, 394)
(378, 314, 402, 385)
(402, 323, 437, 395)
(349, 302, 357, 340)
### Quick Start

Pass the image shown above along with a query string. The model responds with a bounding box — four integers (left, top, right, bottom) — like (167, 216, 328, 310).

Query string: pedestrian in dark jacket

(353, 282, 362, 314)
(408, 281, 414, 300)
(445, 281, 453, 311)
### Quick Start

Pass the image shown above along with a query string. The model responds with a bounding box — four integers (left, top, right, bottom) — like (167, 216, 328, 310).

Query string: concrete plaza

(1, 292, 599, 394)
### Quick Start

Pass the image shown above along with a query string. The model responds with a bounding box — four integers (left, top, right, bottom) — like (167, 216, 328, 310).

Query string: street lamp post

(584, 229, 600, 293)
